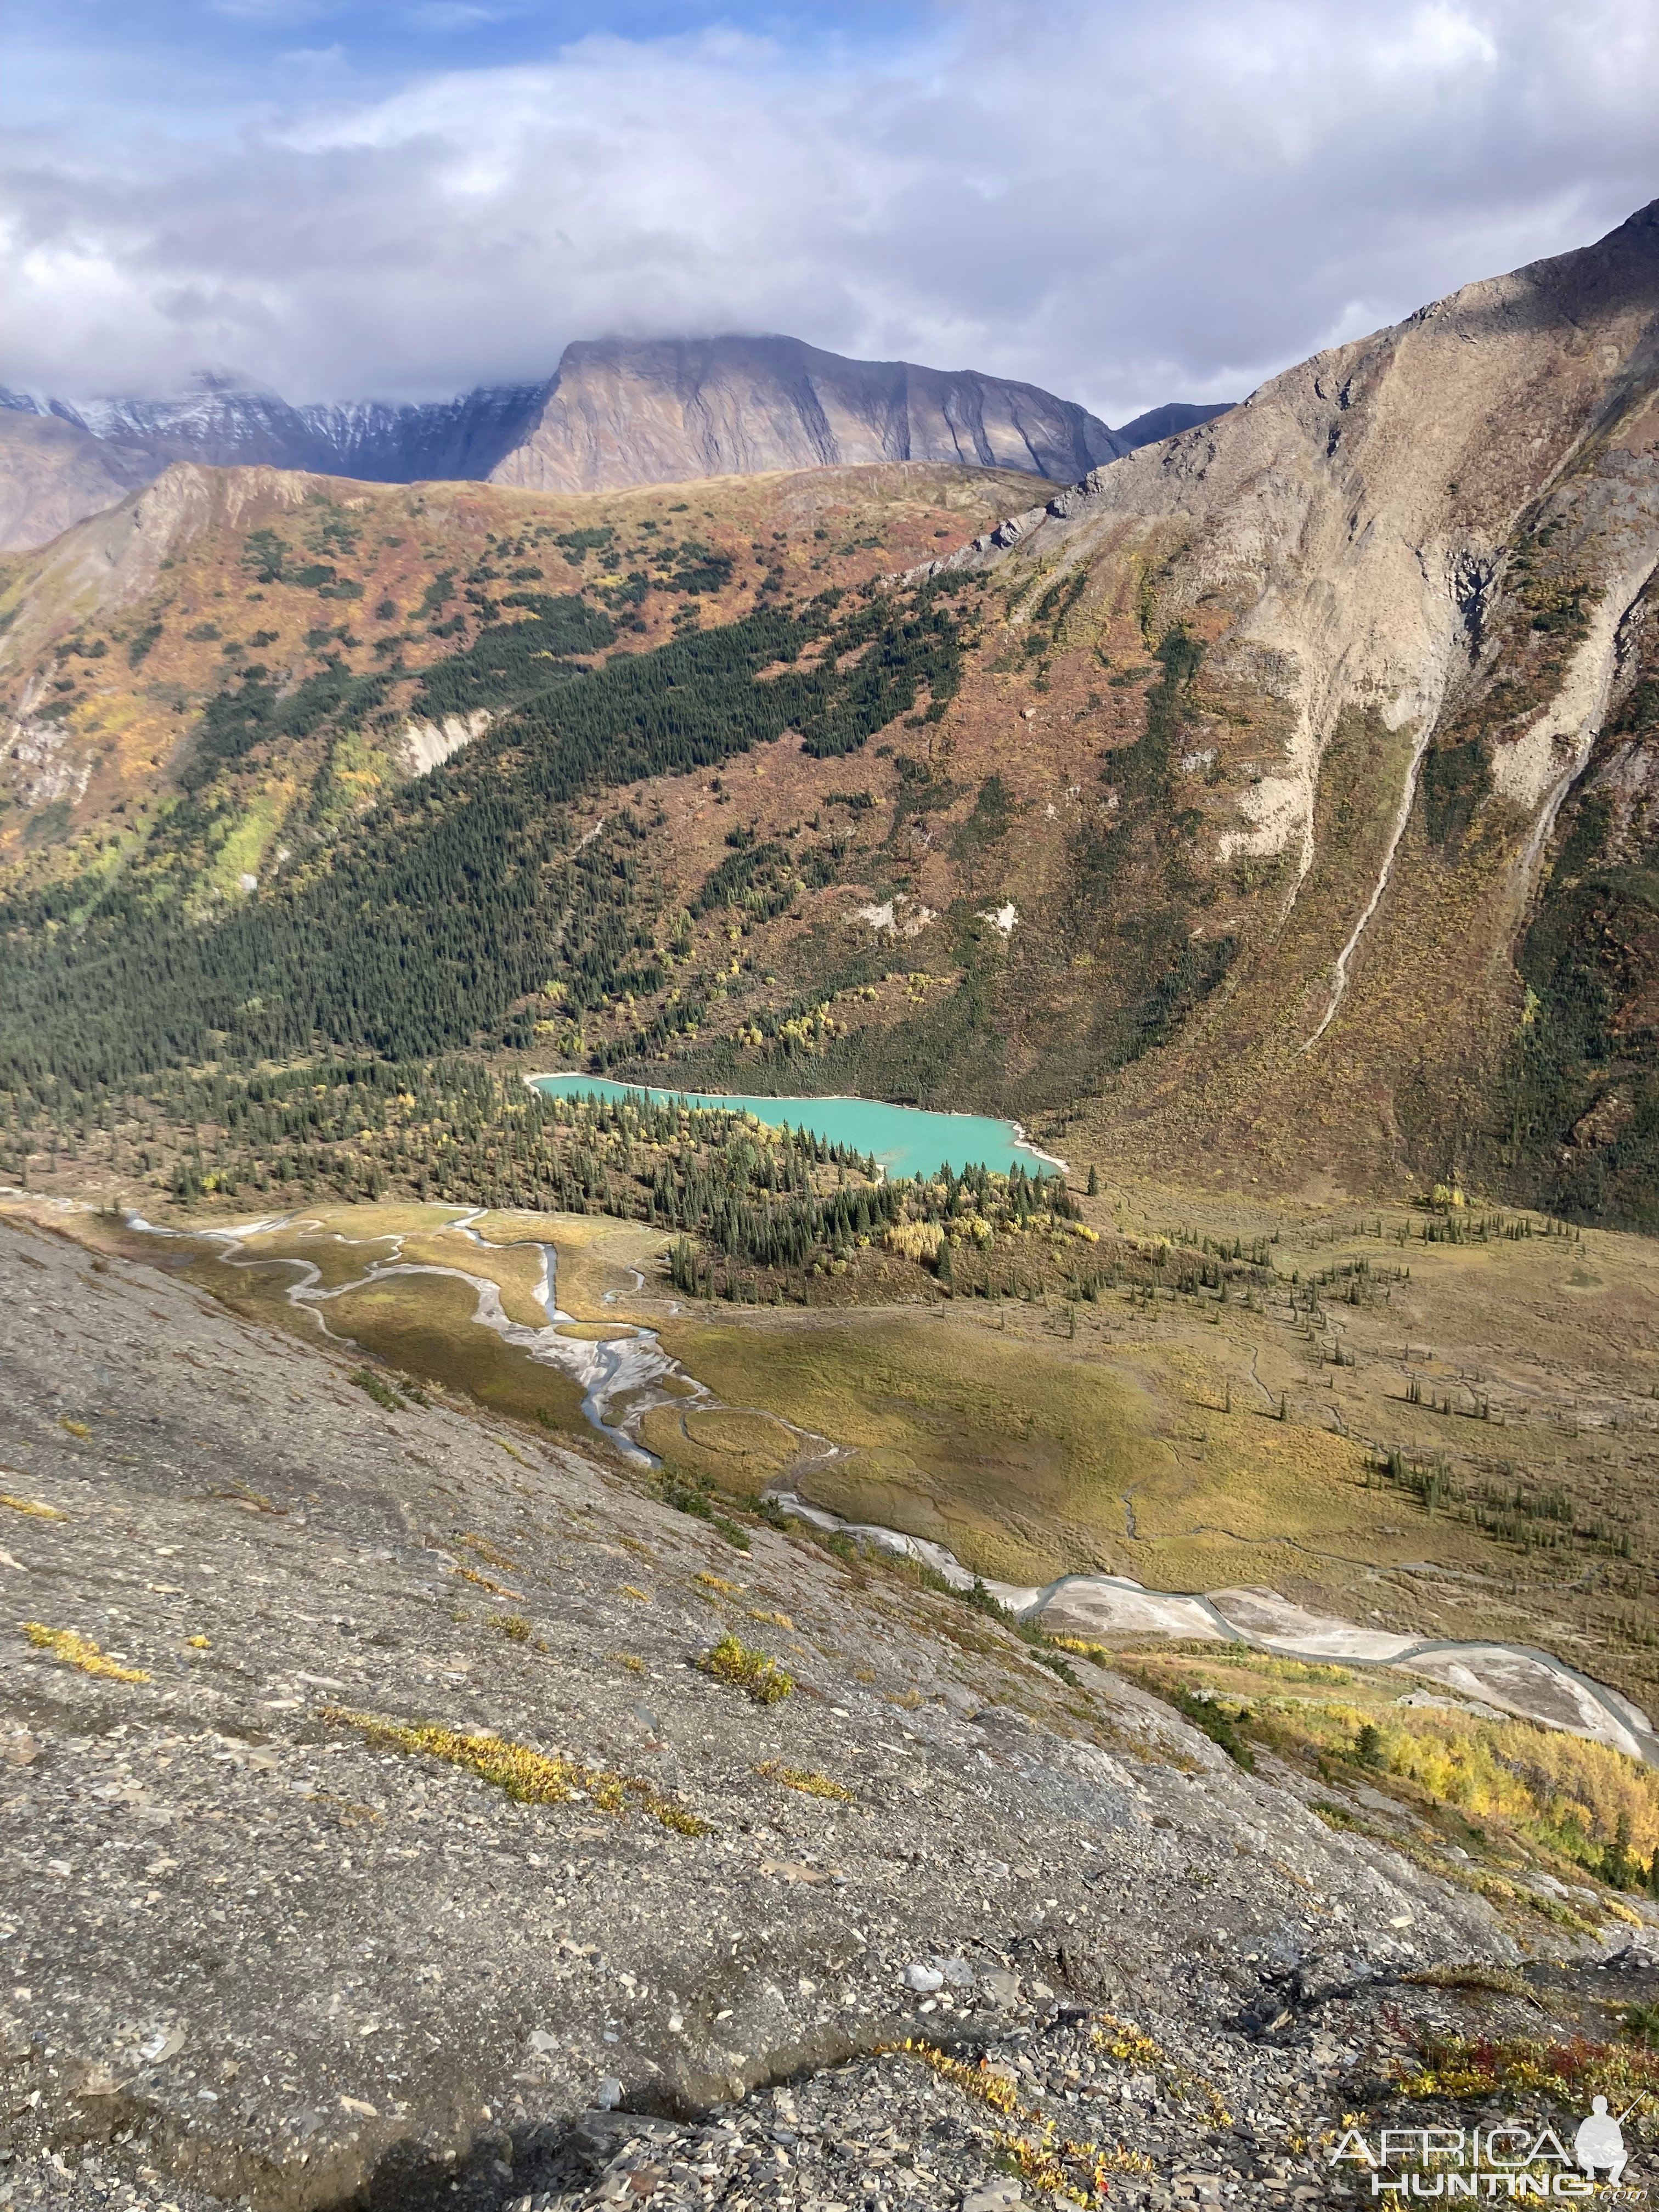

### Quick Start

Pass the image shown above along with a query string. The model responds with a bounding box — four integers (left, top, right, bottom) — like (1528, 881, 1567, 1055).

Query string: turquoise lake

(531, 1075, 1061, 1181)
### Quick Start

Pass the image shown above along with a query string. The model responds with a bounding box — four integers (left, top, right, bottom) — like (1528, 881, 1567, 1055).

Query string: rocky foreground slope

(2, 1208, 1655, 2212)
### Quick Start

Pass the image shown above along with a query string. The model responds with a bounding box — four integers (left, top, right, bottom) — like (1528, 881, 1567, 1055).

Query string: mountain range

(7, 204, 1659, 1226)
(0, 335, 1230, 552)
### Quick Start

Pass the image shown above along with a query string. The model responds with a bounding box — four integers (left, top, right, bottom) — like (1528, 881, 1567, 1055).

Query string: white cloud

(2, 0, 1657, 418)
(207, 0, 337, 21)
(407, 3, 525, 29)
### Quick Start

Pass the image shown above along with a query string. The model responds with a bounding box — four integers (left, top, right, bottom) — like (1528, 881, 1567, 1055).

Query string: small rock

(963, 2181, 1023, 2211)
(980, 1968, 1020, 2007)
(904, 1962, 944, 1993)
(1295, 1951, 1362, 2004)
(1602, 1942, 1659, 1971)
(595, 2076, 624, 2112)
(1173, 2172, 1223, 2204)
(935, 1956, 975, 1988)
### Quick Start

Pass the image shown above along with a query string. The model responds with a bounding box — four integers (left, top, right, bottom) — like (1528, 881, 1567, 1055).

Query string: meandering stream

(120, 1204, 1659, 1767)
(126, 1205, 699, 1465)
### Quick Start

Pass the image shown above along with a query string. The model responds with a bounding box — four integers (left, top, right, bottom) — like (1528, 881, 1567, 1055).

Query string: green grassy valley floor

(16, 1170, 1659, 1864)
(25, 1181, 1656, 1672)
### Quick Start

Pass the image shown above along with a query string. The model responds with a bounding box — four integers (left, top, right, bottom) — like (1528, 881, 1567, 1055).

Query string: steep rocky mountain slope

(1108, 402, 1231, 448)
(44, 373, 543, 483)
(0, 413, 159, 554)
(906, 195, 1659, 1217)
(0, 371, 548, 528)
(3, 1201, 1655, 2212)
(486, 337, 1124, 497)
(0, 340, 1214, 552)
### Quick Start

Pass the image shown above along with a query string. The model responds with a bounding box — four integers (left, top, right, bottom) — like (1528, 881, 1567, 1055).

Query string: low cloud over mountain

(3, 1, 1657, 425)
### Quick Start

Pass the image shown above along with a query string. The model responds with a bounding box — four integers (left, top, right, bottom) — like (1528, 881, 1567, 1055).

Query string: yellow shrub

(22, 1624, 149, 1683)
(1261, 1691, 1659, 1861)
(1, 1493, 61, 1520)
(884, 1221, 944, 1263)
(757, 1759, 854, 1801)
(324, 1708, 706, 1835)
(698, 1633, 793, 1705)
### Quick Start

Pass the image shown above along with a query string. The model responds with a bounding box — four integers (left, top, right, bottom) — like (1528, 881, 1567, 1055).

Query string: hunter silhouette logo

(1329, 2106, 1644, 2195)
(1574, 2102, 1628, 2190)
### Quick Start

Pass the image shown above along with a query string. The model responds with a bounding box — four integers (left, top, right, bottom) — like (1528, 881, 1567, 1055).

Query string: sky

(3, 0, 1658, 424)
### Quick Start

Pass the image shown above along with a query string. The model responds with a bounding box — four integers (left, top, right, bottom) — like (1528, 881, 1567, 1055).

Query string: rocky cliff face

(885, 198, 1659, 1207)
(298, 382, 547, 482)
(488, 334, 1124, 495)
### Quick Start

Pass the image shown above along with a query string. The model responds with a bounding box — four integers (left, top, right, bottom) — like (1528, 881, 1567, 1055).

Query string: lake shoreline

(522, 1070, 1069, 1180)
